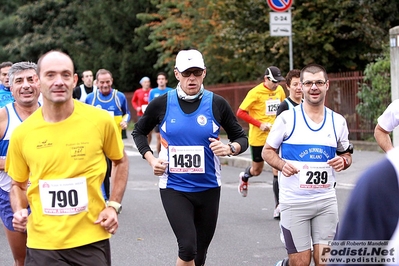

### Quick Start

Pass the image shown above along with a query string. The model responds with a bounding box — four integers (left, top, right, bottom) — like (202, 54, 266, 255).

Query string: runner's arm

(374, 124, 393, 152)
(132, 94, 167, 158)
(109, 150, 129, 203)
(213, 95, 248, 155)
(10, 179, 29, 212)
(236, 108, 261, 128)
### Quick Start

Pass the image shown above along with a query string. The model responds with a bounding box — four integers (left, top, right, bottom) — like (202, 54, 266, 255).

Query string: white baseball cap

(139, 76, 150, 85)
(175, 49, 205, 72)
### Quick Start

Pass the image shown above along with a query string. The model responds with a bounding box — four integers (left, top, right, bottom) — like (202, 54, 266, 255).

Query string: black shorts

(25, 239, 111, 266)
(250, 146, 264, 163)
(154, 124, 160, 133)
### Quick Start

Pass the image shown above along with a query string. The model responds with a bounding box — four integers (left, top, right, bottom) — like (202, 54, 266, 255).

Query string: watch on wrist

(107, 201, 122, 214)
(228, 143, 236, 156)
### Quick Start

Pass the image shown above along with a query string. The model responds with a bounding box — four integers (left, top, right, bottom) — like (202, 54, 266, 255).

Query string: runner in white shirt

(374, 99, 399, 152)
(262, 63, 353, 266)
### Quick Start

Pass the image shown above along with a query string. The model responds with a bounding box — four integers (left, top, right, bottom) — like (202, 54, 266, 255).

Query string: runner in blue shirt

(132, 49, 248, 266)
(0, 62, 14, 107)
(86, 69, 130, 201)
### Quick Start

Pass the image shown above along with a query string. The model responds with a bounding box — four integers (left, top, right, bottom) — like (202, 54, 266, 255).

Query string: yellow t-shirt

(5, 100, 124, 249)
(239, 83, 286, 146)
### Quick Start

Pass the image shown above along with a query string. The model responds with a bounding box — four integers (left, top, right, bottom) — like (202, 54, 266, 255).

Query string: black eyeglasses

(180, 69, 204, 77)
(302, 80, 327, 88)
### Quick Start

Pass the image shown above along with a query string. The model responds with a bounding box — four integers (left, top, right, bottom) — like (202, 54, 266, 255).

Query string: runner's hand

(95, 207, 119, 234)
(13, 208, 28, 232)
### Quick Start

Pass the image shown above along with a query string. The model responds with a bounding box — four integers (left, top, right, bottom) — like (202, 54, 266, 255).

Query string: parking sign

(267, 0, 293, 12)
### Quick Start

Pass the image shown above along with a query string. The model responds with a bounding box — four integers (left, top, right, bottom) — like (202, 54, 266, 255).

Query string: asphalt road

(0, 144, 385, 266)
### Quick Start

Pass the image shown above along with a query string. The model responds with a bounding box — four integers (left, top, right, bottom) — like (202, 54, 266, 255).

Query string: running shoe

(238, 172, 248, 197)
(273, 204, 280, 219)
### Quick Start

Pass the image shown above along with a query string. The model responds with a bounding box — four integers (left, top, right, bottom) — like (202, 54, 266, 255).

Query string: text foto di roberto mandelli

(319, 240, 397, 265)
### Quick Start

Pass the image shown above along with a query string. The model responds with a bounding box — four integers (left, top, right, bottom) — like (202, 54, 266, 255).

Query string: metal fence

(325, 71, 371, 140)
(125, 71, 376, 141)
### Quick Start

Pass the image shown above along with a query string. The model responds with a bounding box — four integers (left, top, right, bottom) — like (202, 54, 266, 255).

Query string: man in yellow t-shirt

(6, 51, 129, 266)
(236, 66, 286, 211)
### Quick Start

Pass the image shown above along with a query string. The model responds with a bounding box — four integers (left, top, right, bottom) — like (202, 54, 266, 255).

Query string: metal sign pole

(288, 8, 293, 70)
(390, 26, 399, 146)
(269, 4, 293, 70)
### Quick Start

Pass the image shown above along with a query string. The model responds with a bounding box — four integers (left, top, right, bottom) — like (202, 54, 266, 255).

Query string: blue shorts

(0, 187, 30, 231)
(0, 187, 15, 231)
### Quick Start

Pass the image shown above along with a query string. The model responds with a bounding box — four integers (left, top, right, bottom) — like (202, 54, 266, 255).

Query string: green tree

(356, 48, 391, 124)
(0, 0, 33, 61)
(1, 0, 398, 88)
(138, 0, 281, 84)
(207, 0, 276, 83)
(3, 0, 80, 62)
(0, 0, 159, 92)
(293, 0, 398, 72)
(137, 0, 224, 86)
(140, 0, 399, 84)
(73, 0, 159, 91)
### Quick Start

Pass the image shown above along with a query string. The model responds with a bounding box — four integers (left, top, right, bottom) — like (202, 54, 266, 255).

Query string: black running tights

(160, 187, 221, 266)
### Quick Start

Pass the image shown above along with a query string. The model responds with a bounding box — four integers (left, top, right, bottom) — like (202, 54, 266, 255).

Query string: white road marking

(125, 150, 141, 156)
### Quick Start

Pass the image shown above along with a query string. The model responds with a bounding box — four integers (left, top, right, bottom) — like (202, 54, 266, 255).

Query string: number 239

(306, 171, 328, 184)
